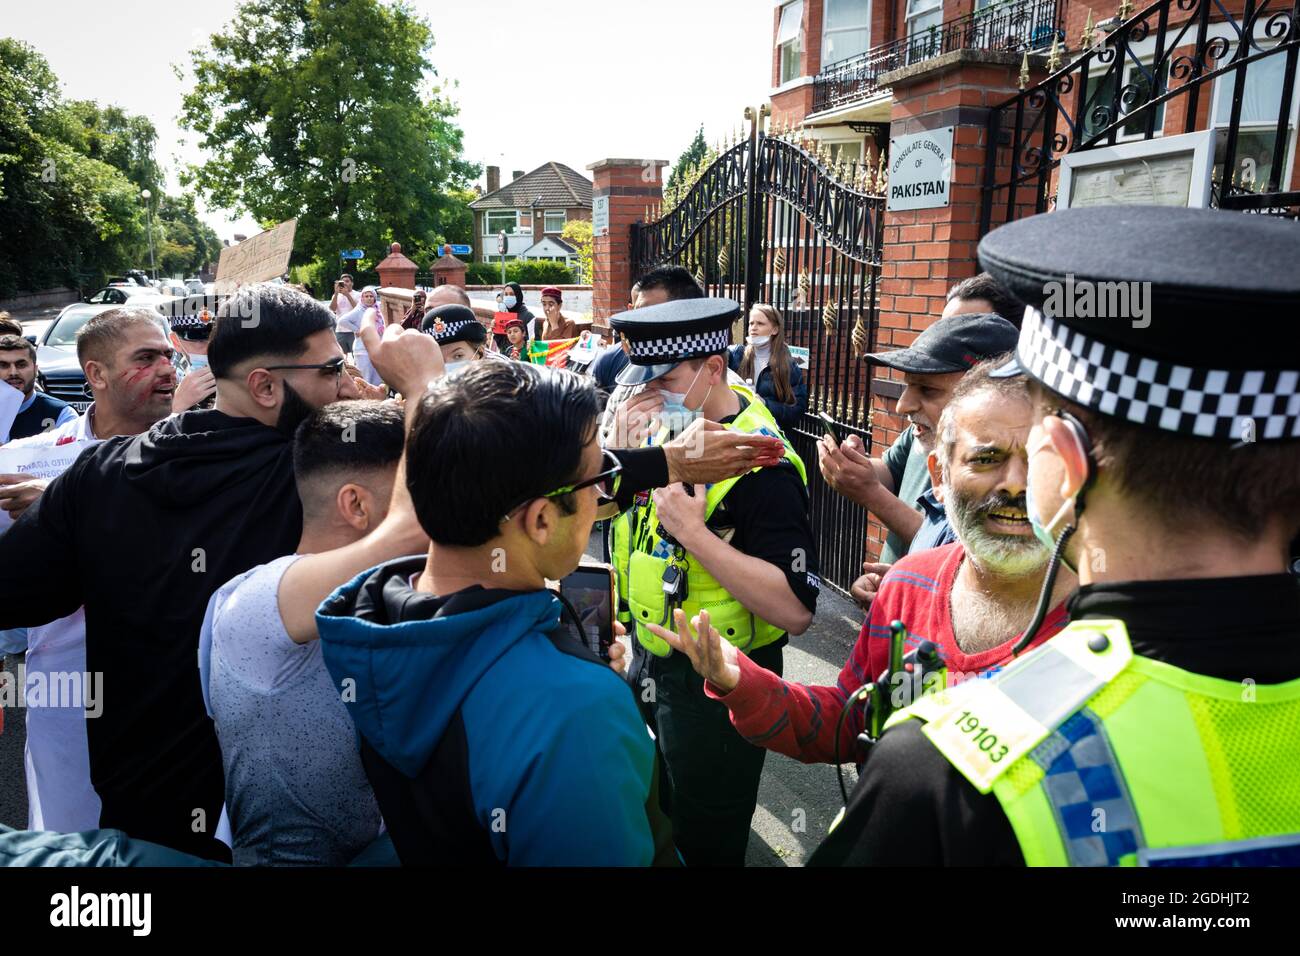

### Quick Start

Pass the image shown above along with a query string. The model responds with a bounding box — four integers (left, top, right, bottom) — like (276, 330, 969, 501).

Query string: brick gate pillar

(865, 49, 1045, 561)
(587, 158, 668, 323)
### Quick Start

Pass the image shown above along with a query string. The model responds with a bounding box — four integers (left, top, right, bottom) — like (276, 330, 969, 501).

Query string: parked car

(185, 278, 205, 295)
(34, 300, 187, 412)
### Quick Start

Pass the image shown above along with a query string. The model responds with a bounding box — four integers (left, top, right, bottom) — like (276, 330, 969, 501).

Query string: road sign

(449, 244, 472, 256)
(339, 249, 364, 259)
(497, 231, 508, 256)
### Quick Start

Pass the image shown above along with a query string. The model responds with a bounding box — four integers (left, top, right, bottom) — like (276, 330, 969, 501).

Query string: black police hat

(981, 206, 1300, 441)
(608, 297, 740, 386)
(422, 304, 486, 347)
(864, 311, 1019, 374)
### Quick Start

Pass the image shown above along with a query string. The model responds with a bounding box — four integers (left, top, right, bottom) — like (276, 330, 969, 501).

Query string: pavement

(0, 533, 866, 867)
(0, 655, 27, 829)
(579, 530, 863, 866)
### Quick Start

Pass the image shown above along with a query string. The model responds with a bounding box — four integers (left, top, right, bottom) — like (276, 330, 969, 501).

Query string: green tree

(665, 126, 707, 194)
(0, 39, 147, 296)
(560, 218, 592, 286)
(178, 0, 479, 274)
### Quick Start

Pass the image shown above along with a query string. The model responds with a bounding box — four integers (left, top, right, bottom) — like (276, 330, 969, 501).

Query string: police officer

(609, 297, 822, 866)
(811, 205, 1300, 866)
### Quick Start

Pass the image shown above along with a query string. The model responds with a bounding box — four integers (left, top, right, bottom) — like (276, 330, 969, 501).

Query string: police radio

(832, 620, 946, 806)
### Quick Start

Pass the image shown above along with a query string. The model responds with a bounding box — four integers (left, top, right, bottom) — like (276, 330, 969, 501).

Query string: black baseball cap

(864, 311, 1019, 374)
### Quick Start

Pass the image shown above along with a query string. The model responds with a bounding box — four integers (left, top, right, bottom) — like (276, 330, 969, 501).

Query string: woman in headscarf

(491, 281, 535, 352)
(726, 303, 807, 429)
(337, 286, 385, 386)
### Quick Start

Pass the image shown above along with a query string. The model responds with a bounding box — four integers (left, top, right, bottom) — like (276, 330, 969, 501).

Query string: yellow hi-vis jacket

(610, 382, 807, 658)
(885, 618, 1300, 865)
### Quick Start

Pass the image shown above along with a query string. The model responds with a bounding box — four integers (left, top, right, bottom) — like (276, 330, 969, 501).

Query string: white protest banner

(0, 381, 22, 444)
(0, 440, 89, 531)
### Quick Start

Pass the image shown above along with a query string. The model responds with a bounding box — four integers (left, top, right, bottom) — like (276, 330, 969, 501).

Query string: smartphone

(558, 562, 616, 661)
(818, 410, 844, 444)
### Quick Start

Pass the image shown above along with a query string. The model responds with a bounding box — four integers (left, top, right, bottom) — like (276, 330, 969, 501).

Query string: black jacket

(0, 410, 303, 860)
(727, 345, 808, 430)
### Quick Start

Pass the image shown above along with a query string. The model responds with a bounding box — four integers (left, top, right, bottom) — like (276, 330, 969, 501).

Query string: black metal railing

(631, 128, 886, 594)
(980, 0, 1300, 233)
(811, 0, 1064, 114)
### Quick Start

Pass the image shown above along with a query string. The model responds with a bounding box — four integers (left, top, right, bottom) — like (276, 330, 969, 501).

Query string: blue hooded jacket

(316, 557, 661, 866)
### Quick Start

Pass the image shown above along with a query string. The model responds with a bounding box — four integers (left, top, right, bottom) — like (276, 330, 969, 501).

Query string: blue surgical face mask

(656, 364, 708, 430)
(747, 334, 771, 348)
(445, 360, 470, 376)
(188, 352, 208, 370)
(502, 295, 517, 309)
(1025, 433, 1074, 551)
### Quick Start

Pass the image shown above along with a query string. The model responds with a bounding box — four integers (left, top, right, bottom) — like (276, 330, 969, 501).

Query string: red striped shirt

(706, 541, 1068, 764)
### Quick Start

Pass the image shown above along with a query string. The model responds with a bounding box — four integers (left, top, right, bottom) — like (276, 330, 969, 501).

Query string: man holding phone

(819, 312, 1019, 580)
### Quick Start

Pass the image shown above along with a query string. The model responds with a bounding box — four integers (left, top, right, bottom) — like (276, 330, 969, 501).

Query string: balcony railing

(811, 0, 1064, 114)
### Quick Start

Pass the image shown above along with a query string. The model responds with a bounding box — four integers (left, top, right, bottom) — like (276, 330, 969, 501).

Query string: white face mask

(502, 295, 517, 309)
(747, 334, 771, 348)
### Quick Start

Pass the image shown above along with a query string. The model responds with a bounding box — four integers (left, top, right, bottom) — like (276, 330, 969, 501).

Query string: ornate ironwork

(630, 130, 887, 594)
(811, 0, 1065, 114)
(980, 0, 1300, 232)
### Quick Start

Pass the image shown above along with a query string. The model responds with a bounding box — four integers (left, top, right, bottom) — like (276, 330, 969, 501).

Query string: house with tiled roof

(468, 163, 593, 266)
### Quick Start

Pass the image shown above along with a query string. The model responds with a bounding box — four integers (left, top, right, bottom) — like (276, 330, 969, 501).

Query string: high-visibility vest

(884, 619, 1300, 865)
(609, 383, 808, 657)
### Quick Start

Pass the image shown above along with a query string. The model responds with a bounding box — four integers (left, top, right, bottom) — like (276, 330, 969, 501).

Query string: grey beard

(943, 482, 1048, 576)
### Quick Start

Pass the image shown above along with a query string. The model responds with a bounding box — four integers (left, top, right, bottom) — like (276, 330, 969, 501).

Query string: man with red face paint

(0, 307, 180, 832)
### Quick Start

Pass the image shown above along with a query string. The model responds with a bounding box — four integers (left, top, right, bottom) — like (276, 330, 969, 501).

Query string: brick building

(468, 163, 593, 269)
(767, 0, 1297, 195)
(765, 0, 1300, 562)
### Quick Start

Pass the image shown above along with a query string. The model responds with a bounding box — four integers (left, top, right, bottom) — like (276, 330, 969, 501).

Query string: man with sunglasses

(0, 284, 359, 861)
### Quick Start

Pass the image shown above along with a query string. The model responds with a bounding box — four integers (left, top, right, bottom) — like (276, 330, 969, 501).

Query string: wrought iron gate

(980, 0, 1300, 233)
(631, 122, 886, 594)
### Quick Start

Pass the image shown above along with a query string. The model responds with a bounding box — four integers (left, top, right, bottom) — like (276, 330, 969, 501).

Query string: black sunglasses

(501, 449, 623, 523)
(263, 356, 347, 381)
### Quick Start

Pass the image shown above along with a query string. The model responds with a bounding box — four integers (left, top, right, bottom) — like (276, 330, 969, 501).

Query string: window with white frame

(1083, 60, 1168, 141)
(778, 1, 805, 84)
(543, 210, 566, 233)
(1211, 50, 1296, 191)
(905, 0, 943, 62)
(484, 209, 519, 235)
(906, 0, 943, 41)
(823, 0, 871, 66)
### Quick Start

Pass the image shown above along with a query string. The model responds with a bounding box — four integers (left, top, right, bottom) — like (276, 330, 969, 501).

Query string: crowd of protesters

(0, 203, 1297, 870)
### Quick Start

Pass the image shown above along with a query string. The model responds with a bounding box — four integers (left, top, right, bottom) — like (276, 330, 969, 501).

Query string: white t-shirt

(3, 408, 102, 831)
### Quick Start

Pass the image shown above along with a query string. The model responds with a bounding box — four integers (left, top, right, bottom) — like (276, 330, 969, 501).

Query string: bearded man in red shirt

(648, 357, 1078, 765)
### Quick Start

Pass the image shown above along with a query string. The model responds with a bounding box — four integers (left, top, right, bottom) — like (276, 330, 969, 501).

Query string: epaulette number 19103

(955, 710, 1010, 763)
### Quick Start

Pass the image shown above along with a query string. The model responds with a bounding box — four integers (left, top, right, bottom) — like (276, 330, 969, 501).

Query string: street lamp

(140, 188, 157, 281)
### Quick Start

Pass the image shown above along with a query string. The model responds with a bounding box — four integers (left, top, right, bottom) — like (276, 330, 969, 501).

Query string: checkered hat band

(424, 319, 478, 341)
(1021, 307, 1300, 441)
(171, 314, 208, 329)
(628, 329, 731, 361)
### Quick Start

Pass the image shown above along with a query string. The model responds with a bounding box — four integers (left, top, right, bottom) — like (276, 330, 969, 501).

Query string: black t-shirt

(810, 573, 1300, 866)
(707, 461, 821, 614)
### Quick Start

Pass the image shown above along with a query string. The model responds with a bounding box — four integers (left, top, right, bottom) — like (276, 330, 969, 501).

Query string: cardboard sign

(215, 219, 298, 293)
